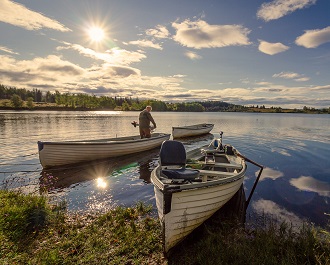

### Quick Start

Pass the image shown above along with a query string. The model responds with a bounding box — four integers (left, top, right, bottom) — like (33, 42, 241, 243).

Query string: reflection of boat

(40, 149, 160, 190)
(38, 133, 170, 168)
(151, 132, 247, 253)
(172, 123, 214, 138)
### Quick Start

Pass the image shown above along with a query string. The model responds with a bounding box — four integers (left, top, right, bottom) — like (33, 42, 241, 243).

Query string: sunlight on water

(96, 177, 107, 189)
(90, 111, 123, 115)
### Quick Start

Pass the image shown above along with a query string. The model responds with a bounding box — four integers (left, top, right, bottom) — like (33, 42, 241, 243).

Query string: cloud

(295, 77, 310, 82)
(273, 72, 301, 79)
(185, 51, 202, 60)
(102, 65, 140, 78)
(0, 54, 85, 90)
(145, 25, 170, 39)
(295, 26, 330, 48)
(217, 82, 330, 108)
(128, 39, 163, 50)
(257, 0, 316, 22)
(0, 0, 71, 31)
(0, 46, 19, 55)
(310, 85, 330, 91)
(172, 19, 251, 49)
(273, 71, 310, 82)
(258, 40, 289, 55)
(290, 176, 330, 197)
(0, 53, 186, 98)
(58, 43, 146, 65)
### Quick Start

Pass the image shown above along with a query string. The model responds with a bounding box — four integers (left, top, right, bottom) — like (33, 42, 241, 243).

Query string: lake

(0, 110, 329, 228)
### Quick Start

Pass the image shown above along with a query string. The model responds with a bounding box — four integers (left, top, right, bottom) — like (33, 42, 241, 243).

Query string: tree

(27, 97, 34, 109)
(11, 94, 23, 108)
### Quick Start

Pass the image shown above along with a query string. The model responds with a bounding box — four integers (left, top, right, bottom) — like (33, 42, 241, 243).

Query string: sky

(0, 0, 329, 109)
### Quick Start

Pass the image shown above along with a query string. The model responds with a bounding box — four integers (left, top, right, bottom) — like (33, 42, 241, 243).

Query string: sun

(88, 27, 105, 42)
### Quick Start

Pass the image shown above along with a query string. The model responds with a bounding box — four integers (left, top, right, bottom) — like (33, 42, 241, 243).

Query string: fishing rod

(131, 121, 155, 131)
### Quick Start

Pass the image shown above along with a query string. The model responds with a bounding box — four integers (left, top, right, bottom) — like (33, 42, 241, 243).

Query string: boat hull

(38, 133, 170, 168)
(172, 123, 214, 138)
(152, 167, 245, 253)
(151, 142, 246, 253)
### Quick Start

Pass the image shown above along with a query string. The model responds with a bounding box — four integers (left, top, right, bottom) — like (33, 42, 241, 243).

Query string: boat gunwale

(38, 133, 171, 146)
(172, 124, 214, 131)
(151, 163, 247, 193)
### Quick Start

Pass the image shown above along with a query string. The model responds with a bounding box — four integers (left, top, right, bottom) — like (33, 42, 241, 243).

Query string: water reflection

(2, 111, 330, 227)
(40, 149, 160, 191)
(290, 176, 330, 197)
(138, 161, 153, 184)
(252, 199, 304, 228)
(96, 178, 107, 189)
(39, 148, 161, 213)
(258, 167, 284, 181)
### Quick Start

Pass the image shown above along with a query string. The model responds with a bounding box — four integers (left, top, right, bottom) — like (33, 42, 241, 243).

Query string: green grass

(0, 191, 164, 264)
(168, 215, 330, 265)
(1, 190, 329, 265)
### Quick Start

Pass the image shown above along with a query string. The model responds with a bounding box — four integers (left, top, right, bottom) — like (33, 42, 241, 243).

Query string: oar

(237, 153, 264, 210)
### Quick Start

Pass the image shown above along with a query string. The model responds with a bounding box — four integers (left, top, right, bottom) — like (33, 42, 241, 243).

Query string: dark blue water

(0, 111, 329, 228)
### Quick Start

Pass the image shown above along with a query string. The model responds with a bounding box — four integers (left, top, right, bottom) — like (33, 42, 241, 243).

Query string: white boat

(172, 123, 214, 138)
(151, 132, 247, 253)
(38, 133, 171, 168)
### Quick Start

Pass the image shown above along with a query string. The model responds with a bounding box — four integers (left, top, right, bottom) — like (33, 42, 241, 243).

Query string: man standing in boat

(139, 105, 156, 138)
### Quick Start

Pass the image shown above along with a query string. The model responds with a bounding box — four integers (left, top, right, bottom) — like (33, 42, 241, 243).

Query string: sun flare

(88, 27, 105, 42)
(96, 177, 107, 188)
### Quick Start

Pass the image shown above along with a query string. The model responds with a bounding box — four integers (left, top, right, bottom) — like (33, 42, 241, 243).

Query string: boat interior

(158, 140, 243, 185)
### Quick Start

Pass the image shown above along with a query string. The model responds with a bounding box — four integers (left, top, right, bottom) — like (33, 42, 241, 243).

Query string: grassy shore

(0, 190, 329, 265)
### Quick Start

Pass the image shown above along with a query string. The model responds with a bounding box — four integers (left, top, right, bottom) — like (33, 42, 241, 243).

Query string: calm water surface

(0, 110, 329, 228)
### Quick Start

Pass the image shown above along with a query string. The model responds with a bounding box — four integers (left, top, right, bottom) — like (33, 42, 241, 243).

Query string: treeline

(1, 84, 329, 113)
(0, 84, 241, 112)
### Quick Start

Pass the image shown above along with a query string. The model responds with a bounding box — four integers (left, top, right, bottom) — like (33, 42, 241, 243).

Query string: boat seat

(160, 140, 200, 180)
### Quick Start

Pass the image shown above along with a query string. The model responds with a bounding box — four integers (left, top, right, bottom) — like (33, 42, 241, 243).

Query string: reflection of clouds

(290, 176, 330, 197)
(252, 199, 303, 226)
(271, 147, 291, 156)
(258, 167, 284, 181)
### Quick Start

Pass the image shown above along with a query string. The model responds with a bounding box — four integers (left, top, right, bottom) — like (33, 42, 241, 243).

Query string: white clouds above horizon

(0, 1, 328, 109)
(258, 40, 290, 55)
(128, 39, 163, 50)
(145, 25, 170, 39)
(0, 0, 70, 31)
(0, 45, 19, 55)
(295, 26, 330, 48)
(0, 51, 329, 108)
(172, 19, 251, 49)
(257, 0, 317, 22)
(273, 71, 310, 82)
(185, 50, 202, 60)
(57, 43, 147, 65)
(0, 54, 84, 89)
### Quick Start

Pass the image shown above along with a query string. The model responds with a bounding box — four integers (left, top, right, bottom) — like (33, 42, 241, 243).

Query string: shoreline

(0, 106, 328, 114)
